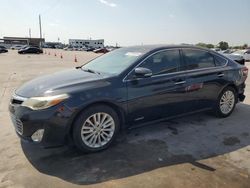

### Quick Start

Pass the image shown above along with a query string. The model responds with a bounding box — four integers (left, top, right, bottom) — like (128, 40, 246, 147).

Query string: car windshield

(82, 47, 147, 75)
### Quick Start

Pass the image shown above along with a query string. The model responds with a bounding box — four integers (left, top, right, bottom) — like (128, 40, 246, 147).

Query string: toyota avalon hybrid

(9, 45, 248, 152)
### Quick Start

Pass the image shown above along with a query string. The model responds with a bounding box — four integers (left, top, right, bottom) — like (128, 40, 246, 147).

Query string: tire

(214, 86, 237, 118)
(72, 105, 120, 153)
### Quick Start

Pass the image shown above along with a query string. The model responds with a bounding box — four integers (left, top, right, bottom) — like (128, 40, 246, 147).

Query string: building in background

(2, 37, 45, 48)
(69, 39, 104, 48)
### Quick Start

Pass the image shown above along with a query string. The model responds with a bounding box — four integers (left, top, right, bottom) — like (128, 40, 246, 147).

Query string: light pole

(29, 28, 31, 45)
(39, 14, 42, 47)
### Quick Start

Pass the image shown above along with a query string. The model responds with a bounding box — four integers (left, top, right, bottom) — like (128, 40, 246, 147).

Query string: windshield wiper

(75, 66, 82, 69)
(82, 68, 100, 75)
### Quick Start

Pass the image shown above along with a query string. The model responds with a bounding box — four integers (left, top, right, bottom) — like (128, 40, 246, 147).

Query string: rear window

(214, 55, 227, 66)
(182, 49, 215, 70)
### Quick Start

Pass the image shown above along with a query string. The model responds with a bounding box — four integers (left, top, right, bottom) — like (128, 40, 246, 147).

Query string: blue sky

(0, 0, 249, 46)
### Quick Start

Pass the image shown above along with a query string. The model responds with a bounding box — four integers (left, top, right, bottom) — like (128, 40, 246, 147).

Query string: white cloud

(98, 0, 117, 7)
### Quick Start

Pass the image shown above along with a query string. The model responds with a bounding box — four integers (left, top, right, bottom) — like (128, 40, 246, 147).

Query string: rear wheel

(72, 105, 120, 153)
(214, 87, 237, 118)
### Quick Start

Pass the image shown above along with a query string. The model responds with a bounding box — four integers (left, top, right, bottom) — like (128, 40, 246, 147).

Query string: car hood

(15, 68, 108, 97)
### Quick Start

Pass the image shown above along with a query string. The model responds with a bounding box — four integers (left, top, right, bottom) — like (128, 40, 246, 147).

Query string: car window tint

(140, 50, 180, 75)
(214, 55, 227, 66)
(182, 49, 215, 70)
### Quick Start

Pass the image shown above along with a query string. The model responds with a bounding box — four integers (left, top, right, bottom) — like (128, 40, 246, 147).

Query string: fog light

(31, 129, 44, 142)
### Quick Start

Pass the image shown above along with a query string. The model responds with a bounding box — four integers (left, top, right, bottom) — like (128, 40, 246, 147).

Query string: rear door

(126, 49, 188, 125)
(181, 48, 228, 110)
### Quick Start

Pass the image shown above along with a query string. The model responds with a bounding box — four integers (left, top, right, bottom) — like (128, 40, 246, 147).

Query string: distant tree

(196, 43, 207, 48)
(196, 43, 214, 49)
(243, 44, 248, 49)
(206, 44, 214, 49)
(233, 46, 241, 50)
(218, 41, 229, 50)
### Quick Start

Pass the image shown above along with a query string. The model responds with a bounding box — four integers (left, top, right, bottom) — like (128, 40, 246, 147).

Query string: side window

(140, 50, 180, 75)
(214, 54, 227, 66)
(182, 49, 215, 70)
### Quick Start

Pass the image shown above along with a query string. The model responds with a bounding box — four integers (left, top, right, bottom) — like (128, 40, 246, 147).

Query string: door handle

(217, 73, 224, 77)
(174, 81, 186, 85)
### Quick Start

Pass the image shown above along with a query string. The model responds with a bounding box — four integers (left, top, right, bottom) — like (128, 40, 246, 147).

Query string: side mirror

(134, 67, 152, 78)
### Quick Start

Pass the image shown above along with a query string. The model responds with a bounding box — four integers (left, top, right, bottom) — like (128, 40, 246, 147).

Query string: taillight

(242, 67, 248, 78)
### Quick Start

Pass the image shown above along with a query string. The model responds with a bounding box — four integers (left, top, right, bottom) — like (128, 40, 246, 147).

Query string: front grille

(10, 114, 23, 135)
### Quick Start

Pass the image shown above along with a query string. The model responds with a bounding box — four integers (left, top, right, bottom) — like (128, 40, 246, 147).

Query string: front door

(125, 49, 188, 125)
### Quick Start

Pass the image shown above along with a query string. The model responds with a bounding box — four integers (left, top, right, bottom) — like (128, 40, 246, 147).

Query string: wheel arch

(223, 83, 238, 93)
(218, 83, 239, 102)
(69, 100, 127, 137)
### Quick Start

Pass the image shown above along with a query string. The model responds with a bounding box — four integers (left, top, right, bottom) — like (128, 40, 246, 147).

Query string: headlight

(21, 94, 69, 110)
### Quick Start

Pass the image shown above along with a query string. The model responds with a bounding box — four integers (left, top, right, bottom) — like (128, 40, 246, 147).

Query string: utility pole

(39, 14, 42, 47)
(29, 28, 31, 45)
(29, 28, 31, 38)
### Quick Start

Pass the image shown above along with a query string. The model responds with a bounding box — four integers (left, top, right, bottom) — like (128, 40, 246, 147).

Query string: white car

(220, 50, 245, 65)
(79, 46, 87, 51)
(224, 53, 245, 65)
(63, 47, 73, 51)
(232, 50, 250, 61)
(10, 45, 25, 50)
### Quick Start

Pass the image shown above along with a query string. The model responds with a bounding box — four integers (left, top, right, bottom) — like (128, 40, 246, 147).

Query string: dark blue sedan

(9, 45, 248, 152)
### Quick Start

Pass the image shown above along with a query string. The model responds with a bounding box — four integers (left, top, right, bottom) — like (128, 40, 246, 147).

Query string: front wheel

(72, 105, 120, 153)
(214, 87, 237, 118)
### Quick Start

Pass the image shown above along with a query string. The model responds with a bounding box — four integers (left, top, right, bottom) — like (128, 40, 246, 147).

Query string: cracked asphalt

(0, 50, 250, 188)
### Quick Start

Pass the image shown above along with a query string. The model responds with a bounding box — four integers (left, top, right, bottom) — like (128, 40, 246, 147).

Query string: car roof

(123, 44, 210, 53)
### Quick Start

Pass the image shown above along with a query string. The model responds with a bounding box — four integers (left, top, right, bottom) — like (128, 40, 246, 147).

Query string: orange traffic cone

(74, 55, 78, 63)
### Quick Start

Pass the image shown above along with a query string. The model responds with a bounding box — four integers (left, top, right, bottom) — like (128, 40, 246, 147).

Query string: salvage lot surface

(0, 50, 250, 188)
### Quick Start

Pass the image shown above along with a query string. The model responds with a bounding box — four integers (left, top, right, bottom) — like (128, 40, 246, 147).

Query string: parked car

(211, 48, 222, 52)
(18, 46, 43, 54)
(79, 46, 87, 51)
(221, 49, 236, 54)
(221, 52, 245, 65)
(218, 49, 245, 65)
(55, 45, 63, 49)
(10, 45, 25, 50)
(86, 47, 96, 52)
(20, 45, 29, 50)
(93, 48, 109, 53)
(232, 50, 250, 61)
(9, 45, 248, 153)
(0, 46, 8, 53)
(63, 46, 73, 51)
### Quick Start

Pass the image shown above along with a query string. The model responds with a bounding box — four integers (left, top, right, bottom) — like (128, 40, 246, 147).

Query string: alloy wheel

(81, 112, 115, 148)
(219, 90, 235, 115)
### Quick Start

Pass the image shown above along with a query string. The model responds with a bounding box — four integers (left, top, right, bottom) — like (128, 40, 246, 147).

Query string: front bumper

(9, 102, 75, 147)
